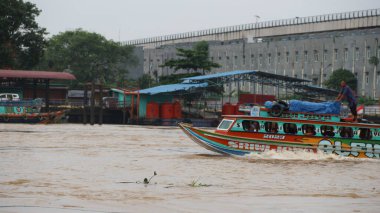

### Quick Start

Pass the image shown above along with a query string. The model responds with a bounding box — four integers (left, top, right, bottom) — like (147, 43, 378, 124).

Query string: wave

(242, 150, 377, 161)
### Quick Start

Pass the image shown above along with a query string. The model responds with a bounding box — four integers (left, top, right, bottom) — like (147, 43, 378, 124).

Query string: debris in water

(144, 171, 157, 184)
(118, 171, 158, 185)
(189, 178, 211, 187)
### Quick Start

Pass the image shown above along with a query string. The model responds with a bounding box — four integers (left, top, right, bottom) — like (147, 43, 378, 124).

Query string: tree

(160, 41, 220, 74)
(121, 74, 155, 89)
(369, 56, 379, 67)
(0, 0, 47, 69)
(324, 68, 357, 91)
(137, 74, 155, 89)
(40, 29, 137, 86)
(159, 72, 201, 85)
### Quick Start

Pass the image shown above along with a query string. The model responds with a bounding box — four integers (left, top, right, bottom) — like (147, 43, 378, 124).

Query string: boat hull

(178, 123, 380, 159)
(0, 110, 66, 124)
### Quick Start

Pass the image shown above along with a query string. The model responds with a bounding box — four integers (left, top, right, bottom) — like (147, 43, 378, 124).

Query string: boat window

(321, 125, 335, 137)
(242, 120, 260, 132)
(264, 122, 278, 133)
(302, 124, 316, 136)
(217, 119, 234, 130)
(339, 127, 353, 138)
(359, 128, 372, 140)
(283, 123, 297, 134)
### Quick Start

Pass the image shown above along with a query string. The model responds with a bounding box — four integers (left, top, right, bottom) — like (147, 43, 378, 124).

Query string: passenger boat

(178, 101, 380, 159)
(0, 99, 66, 124)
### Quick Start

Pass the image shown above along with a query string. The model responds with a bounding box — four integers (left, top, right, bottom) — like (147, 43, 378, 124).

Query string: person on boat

(288, 123, 297, 134)
(336, 80, 357, 122)
(326, 126, 334, 137)
(249, 121, 260, 132)
(322, 126, 335, 137)
(340, 127, 353, 138)
(340, 127, 349, 138)
(265, 122, 278, 133)
(304, 125, 316, 136)
(359, 128, 372, 140)
(242, 120, 250, 131)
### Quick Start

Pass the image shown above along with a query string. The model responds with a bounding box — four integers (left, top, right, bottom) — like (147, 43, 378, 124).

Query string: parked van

(0, 93, 20, 101)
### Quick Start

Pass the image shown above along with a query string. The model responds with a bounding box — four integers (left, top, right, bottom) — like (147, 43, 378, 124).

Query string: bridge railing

(124, 8, 380, 46)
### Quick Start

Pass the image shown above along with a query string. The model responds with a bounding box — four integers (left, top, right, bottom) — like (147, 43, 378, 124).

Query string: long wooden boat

(0, 99, 66, 124)
(0, 110, 66, 124)
(178, 105, 380, 159)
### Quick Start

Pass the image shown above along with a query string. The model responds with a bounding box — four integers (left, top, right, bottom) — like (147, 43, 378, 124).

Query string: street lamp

(254, 15, 260, 23)
(254, 15, 260, 33)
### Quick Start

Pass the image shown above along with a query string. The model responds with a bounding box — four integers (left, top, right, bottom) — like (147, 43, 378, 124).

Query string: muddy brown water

(0, 124, 379, 212)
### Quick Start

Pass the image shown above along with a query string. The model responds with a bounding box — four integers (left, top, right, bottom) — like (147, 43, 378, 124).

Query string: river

(0, 124, 379, 212)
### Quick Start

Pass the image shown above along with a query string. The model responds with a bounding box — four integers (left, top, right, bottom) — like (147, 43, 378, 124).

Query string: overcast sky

(28, 0, 380, 42)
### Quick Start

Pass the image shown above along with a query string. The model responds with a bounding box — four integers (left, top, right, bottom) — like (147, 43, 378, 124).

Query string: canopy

(0, 69, 76, 80)
(138, 83, 208, 95)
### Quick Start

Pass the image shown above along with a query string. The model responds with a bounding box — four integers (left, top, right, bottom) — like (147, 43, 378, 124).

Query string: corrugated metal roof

(255, 71, 311, 83)
(181, 70, 311, 83)
(182, 70, 256, 81)
(138, 83, 208, 95)
(110, 69, 315, 96)
(0, 69, 76, 80)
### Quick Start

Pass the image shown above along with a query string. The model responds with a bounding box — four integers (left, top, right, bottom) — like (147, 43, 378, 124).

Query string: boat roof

(222, 115, 380, 128)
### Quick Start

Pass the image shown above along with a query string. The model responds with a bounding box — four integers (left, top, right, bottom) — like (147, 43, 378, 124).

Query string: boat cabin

(216, 106, 380, 141)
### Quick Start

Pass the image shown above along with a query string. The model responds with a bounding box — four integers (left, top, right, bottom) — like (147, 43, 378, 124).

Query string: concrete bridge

(125, 9, 380, 99)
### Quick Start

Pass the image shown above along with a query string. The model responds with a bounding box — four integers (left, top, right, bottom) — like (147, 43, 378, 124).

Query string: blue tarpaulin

(289, 100, 340, 115)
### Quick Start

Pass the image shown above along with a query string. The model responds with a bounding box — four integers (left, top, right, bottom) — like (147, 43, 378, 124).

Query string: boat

(178, 101, 380, 159)
(0, 98, 66, 124)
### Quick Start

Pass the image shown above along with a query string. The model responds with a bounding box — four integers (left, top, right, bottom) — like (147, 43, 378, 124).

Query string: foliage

(122, 74, 157, 89)
(181, 89, 203, 107)
(0, 0, 47, 69)
(369, 56, 379, 66)
(188, 178, 211, 187)
(160, 41, 221, 74)
(324, 68, 357, 91)
(137, 74, 156, 89)
(39, 29, 137, 86)
(358, 96, 377, 105)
